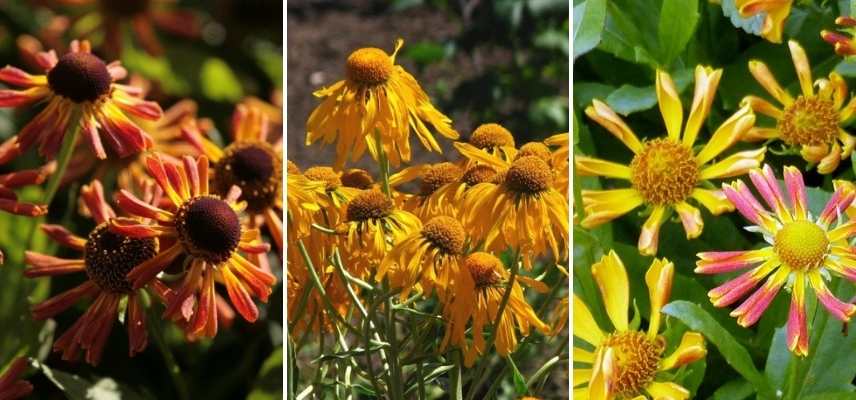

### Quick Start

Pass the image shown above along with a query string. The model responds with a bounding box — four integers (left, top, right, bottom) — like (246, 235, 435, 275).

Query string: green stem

(296, 239, 362, 336)
(450, 351, 463, 400)
(385, 280, 403, 399)
(148, 311, 190, 400)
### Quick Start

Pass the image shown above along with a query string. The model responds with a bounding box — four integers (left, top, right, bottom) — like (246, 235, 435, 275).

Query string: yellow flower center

(599, 331, 665, 398)
(421, 216, 465, 255)
(346, 190, 392, 222)
(345, 47, 393, 86)
(774, 220, 829, 269)
(505, 155, 552, 194)
(85, 223, 158, 293)
(630, 138, 698, 205)
(304, 166, 342, 191)
(287, 160, 300, 175)
(462, 165, 497, 186)
(175, 196, 242, 264)
(420, 162, 463, 195)
(778, 97, 838, 146)
(516, 142, 551, 162)
(463, 252, 503, 289)
(470, 123, 515, 149)
(340, 168, 374, 189)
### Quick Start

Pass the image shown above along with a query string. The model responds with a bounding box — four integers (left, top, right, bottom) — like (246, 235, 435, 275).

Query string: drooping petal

(674, 202, 703, 239)
(645, 258, 674, 337)
(659, 331, 707, 371)
(592, 251, 629, 332)
(787, 272, 809, 356)
(808, 271, 856, 322)
(638, 206, 666, 256)
(646, 381, 690, 400)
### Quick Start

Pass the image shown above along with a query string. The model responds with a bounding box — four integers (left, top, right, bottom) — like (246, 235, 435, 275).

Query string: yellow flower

(577, 66, 764, 255)
(574, 251, 707, 400)
(742, 40, 856, 174)
(440, 252, 549, 367)
(306, 39, 459, 168)
(545, 132, 570, 198)
(735, 0, 793, 43)
(455, 143, 569, 267)
(388, 161, 464, 218)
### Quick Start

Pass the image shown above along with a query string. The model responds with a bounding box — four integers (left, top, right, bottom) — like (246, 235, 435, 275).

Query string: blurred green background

(0, 0, 282, 399)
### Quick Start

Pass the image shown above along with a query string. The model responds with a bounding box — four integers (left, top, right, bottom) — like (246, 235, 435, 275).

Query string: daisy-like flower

(735, 0, 793, 43)
(696, 164, 856, 356)
(577, 66, 764, 255)
(377, 215, 465, 300)
(24, 181, 162, 364)
(821, 17, 856, 56)
(306, 39, 459, 168)
(0, 357, 32, 400)
(183, 105, 284, 252)
(110, 153, 276, 338)
(53, 0, 200, 57)
(388, 162, 463, 217)
(454, 142, 569, 267)
(0, 40, 161, 164)
(464, 123, 518, 163)
(440, 252, 550, 367)
(337, 189, 421, 278)
(742, 41, 856, 174)
(285, 161, 325, 241)
(574, 251, 707, 400)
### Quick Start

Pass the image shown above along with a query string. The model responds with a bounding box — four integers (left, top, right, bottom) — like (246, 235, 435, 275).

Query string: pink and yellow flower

(696, 164, 856, 356)
(574, 251, 706, 400)
(742, 41, 856, 174)
(0, 40, 161, 164)
(577, 66, 764, 255)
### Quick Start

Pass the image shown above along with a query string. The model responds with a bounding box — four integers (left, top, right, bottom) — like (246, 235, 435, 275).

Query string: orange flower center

(420, 163, 462, 195)
(48, 52, 111, 103)
(214, 142, 281, 212)
(346, 48, 393, 86)
(462, 165, 497, 186)
(304, 166, 342, 191)
(630, 138, 698, 205)
(516, 142, 551, 162)
(421, 216, 465, 255)
(85, 223, 157, 293)
(505, 155, 552, 194)
(286, 160, 300, 175)
(599, 331, 665, 398)
(778, 97, 838, 146)
(175, 196, 241, 264)
(346, 190, 392, 222)
(469, 123, 515, 149)
(774, 220, 829, 270)
(340, 168, 374, 189)
(463, 252, 503, 289)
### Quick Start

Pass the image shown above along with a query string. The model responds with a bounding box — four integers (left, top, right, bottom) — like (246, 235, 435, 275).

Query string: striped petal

(674, 201, 703, 239)
(708, 259, 778, 307)
(699, 147, 766, 180)
(787, 272, 809, 356)
(784, 166, 808, 220)
(809, 271, 856, 322)
(789, 41, 814, 97)
(683, 66, 722, 147)
(730, 267, 790, 327)
(638, 206, 666, 256)
(696, 247, 773, 274)
(749, 164, 790, 221)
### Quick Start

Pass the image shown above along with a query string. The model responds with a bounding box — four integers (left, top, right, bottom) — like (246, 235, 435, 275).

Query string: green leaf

(710, 379, 755, 400)
(506, 356, 527, 395)
(200, 57, 244, 102)
(802, 393, 856, 400)
(573, 0, 607, 59)
(657, 0, 699, 66)
(662, 301, 775, 399)
(35, 360, 152, 400)
(402, 41, 448, 67)
(248, 348, 283, 400)
(604, 68, 693, 116)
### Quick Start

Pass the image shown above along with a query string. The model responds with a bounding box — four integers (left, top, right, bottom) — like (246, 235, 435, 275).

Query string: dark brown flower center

(175, 196, 241, 264)
(341, 168, 374, 189)
(48, 52, 112, 103)
(85, 223, 158, 293)
(213, 142, 281, 213)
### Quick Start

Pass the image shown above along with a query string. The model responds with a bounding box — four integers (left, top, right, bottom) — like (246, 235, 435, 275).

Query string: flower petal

(638, 206, 666, 256)
(656, 70, 684, 142)
(683, 66, 722, 147)
(660, 331, 707, 371)
(580, 189, 644, 228)
(585, 100, 644, 154)
(645, 258, 674, 337)
(574, 156, 632, 179)
(573, 294, 604, 346)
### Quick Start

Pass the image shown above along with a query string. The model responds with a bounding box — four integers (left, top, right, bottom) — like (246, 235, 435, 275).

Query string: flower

(0, 161, 53, 221)
(183, 104, 284, 252)
(544, 132, 569, 198)
(0, 357, 32, 400)
(388, 162, 463, 218)
(0, 40, 162, 164)
(696, 164, 856, 356)
(577, 66, 764, 255)
(821, 17, 856, 56)
(24, 181, 162, 364)
(110, 153, 276, 338)
(455, 143, 570, 267)
(377, 215, 465, 300)
(465, 123, 518, 163)
(440, 252, 549, 367)
(52, 0, 200, 57)
(742, 41, 856, 174)
(574, 251, 707, 400)
(306, 39, 459, 168)
(336, 189, 421, 278)
(735, 0, 793, 43)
